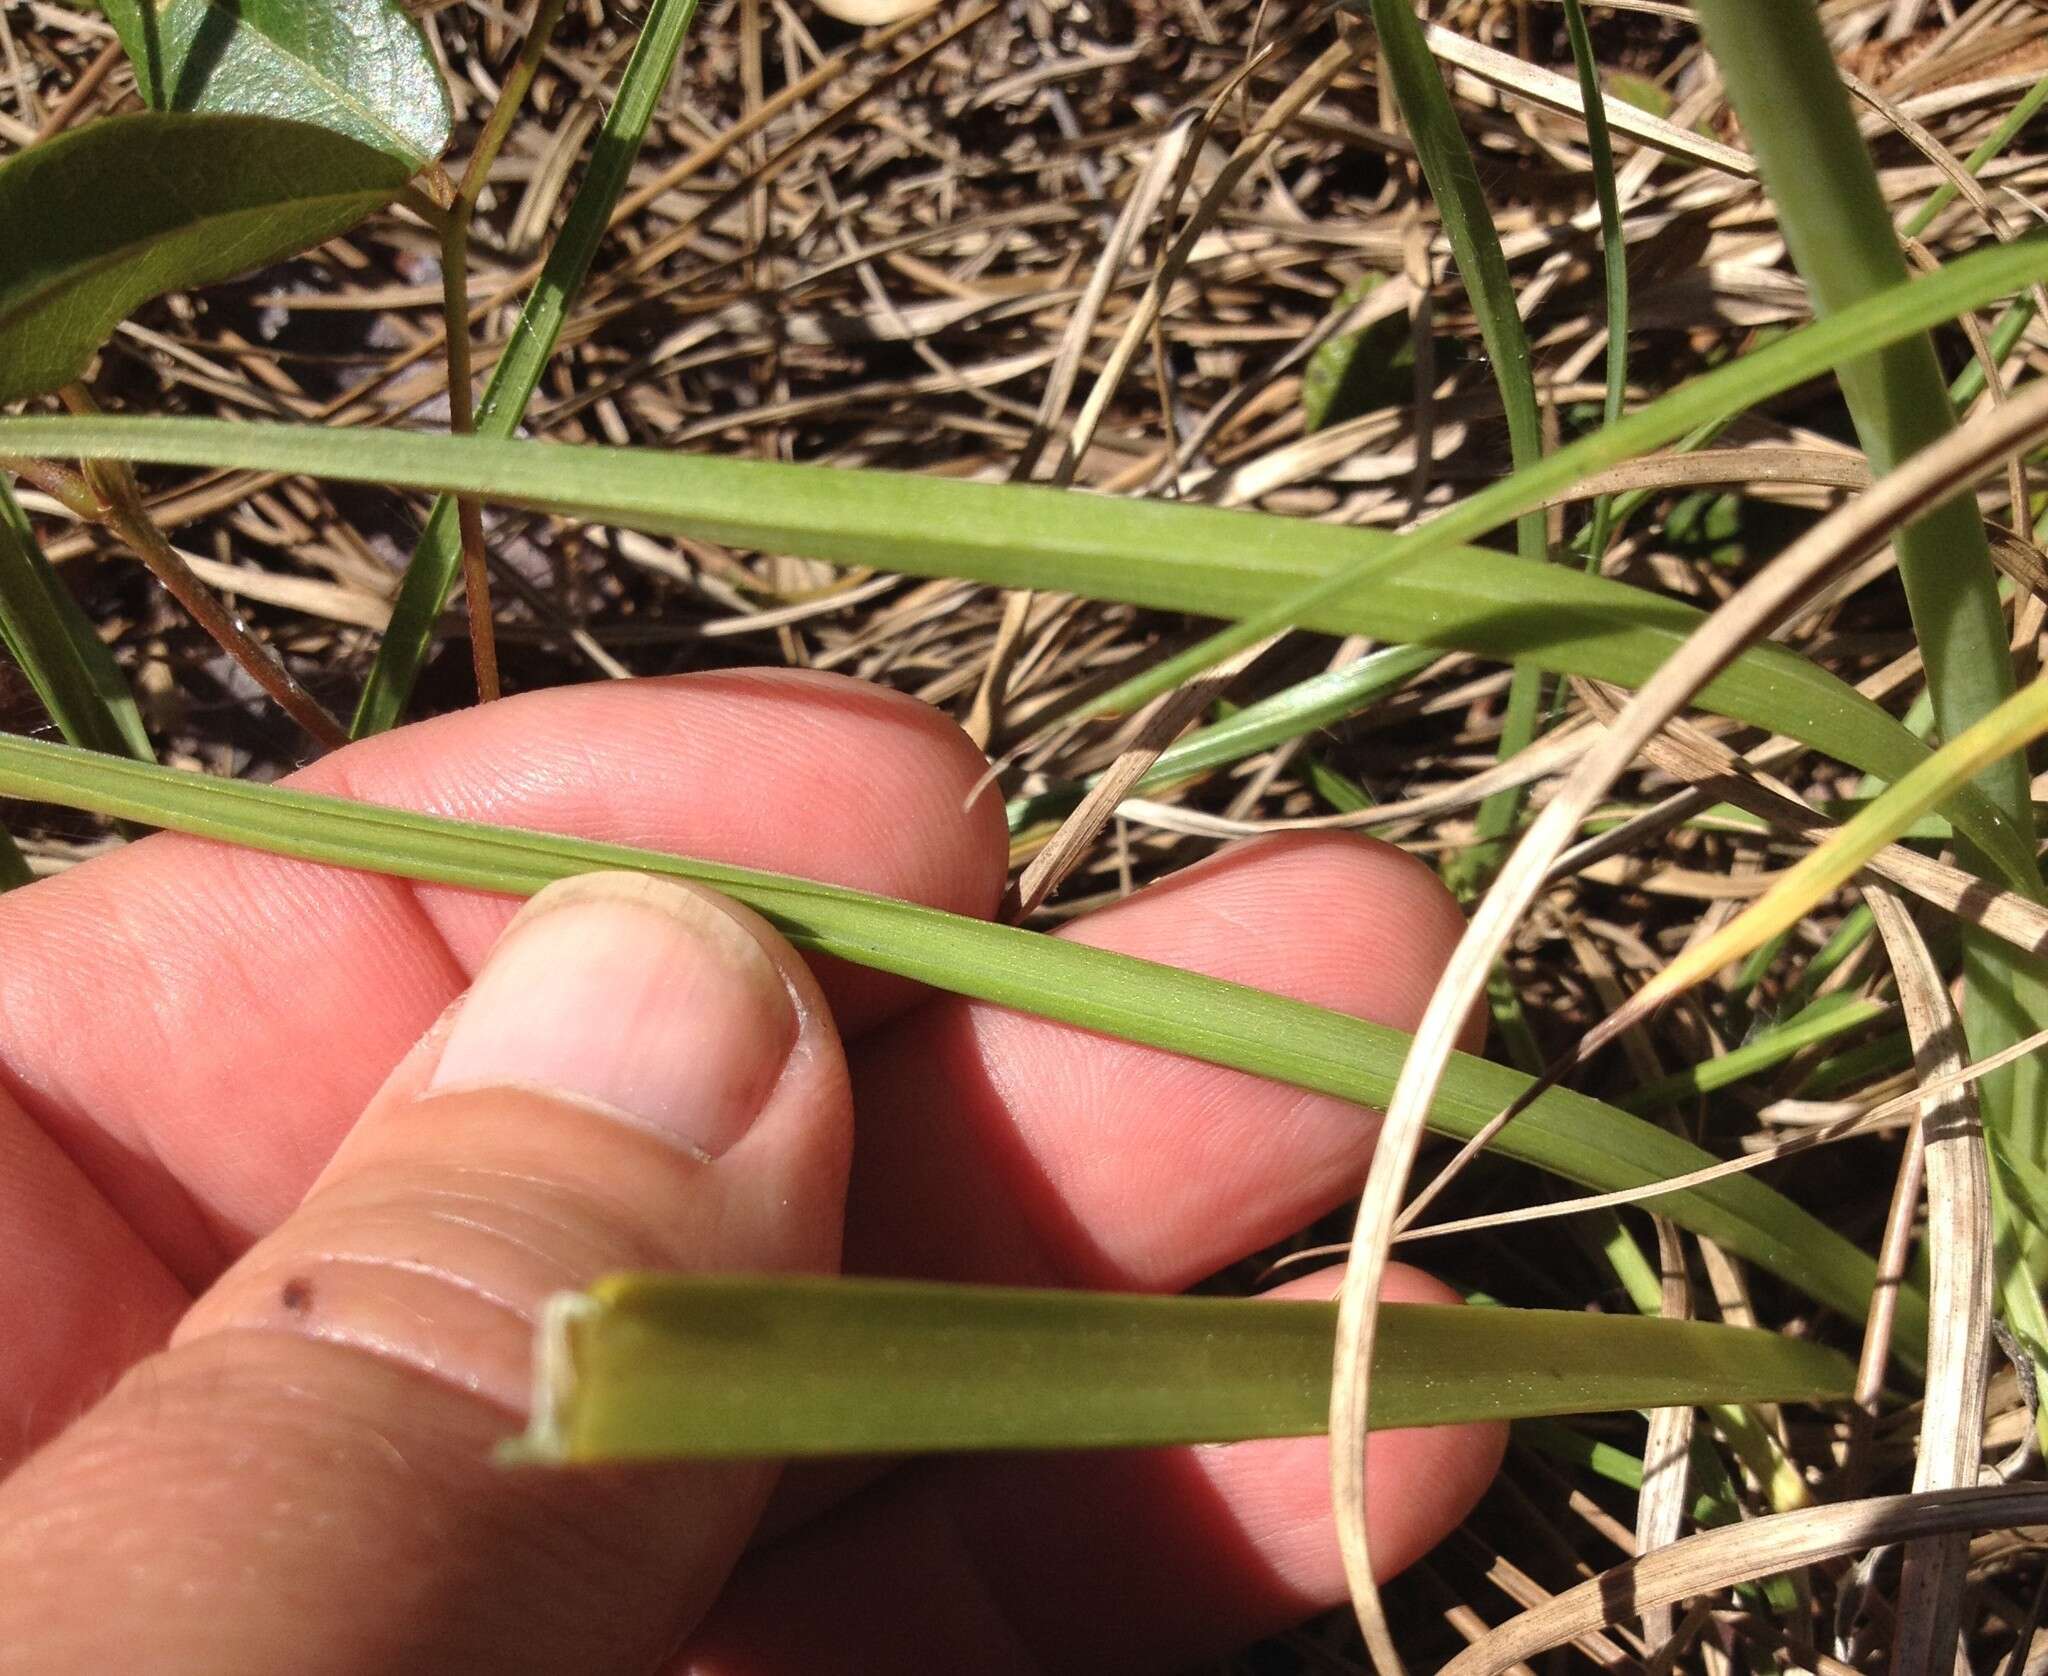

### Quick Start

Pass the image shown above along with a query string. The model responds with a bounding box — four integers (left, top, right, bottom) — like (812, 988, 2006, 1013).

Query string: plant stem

(438, 0, 573, 706)
(57, 390, 345, 748)
(361, 0, 699, 734)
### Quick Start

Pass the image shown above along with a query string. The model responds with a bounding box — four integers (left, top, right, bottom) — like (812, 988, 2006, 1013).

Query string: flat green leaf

(0, 113, 409, 404)
(0, 403, 2026, 884)
(0, 729, 1922, 1348)
(1008, 643, 1437, 832)
(98, 0, 450, 167)
(354, 0, 703, 736)
(508, 1276, 1856, 1461)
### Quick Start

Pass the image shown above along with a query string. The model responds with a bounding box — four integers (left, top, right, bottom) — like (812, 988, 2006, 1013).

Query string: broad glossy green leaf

(354, 0, 703, 736)
(98, 0, 450, 167)
(509, 1275, 1855, 1460)
(0, 729, 1921, 1345)
(0, 404, 2026, 883)
(0, 477, 150, 760)
(0, 114, 409, 404)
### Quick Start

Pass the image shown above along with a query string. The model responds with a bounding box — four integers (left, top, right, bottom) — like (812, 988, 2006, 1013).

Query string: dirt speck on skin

(279, 1277, 314, 1316)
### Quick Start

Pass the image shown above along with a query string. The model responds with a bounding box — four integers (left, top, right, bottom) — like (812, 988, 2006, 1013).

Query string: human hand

(0, 670, 1502, 1674)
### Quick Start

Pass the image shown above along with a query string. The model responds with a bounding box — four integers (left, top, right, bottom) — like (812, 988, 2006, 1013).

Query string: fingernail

(427, 873, 797, 1160)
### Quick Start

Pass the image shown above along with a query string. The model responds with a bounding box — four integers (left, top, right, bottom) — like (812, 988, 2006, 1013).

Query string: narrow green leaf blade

(98, 0, 450, 166)
(509, 1276, 1856, 1461)
(0, 114, 408, 404)
(353, 0, 702, 736)
(1371, 0, 1548, 884)
(0, 478, 151, 760)
(0, 729, 1922, 1347)
(0, 406, 2023, 882)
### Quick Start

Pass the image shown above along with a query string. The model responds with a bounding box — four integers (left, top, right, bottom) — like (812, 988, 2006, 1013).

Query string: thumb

(0, 873, 852, 1676)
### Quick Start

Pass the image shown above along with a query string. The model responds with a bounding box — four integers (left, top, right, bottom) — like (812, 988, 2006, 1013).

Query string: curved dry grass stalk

(1330, 371, 2048, 1676)
(1866, 885, 1991, 1674)
(966, 111, 1199, 750)
(1441, 1484, 2048, 1676)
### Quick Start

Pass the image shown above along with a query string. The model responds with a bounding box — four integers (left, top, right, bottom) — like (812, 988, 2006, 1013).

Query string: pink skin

(0, 670, 1501, 1672)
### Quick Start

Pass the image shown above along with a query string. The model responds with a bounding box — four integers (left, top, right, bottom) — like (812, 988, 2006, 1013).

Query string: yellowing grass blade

(1621, 675, 2048, 1028)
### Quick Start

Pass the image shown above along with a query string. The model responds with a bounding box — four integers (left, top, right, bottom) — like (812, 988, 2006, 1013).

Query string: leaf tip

(502, 1286, 601, 1466)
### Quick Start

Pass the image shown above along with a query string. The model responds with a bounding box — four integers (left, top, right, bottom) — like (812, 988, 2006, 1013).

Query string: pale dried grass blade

(1441, 1485, 2048, 1676)
(1866, 886, 1992, 1674)
(1419, 21, 1756, 178)
(1331, 373, 2048, 1674)
(1569, 677, 2048, 959)
(1637, 1221, 1696, 1653)
(1013, 639, 1266, 915)
(967, 112, 1200, 749)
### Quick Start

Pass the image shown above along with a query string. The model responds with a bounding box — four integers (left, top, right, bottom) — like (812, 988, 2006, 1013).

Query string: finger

(679, 1266, 1505, 1675)
(0, 1092, 185, 1462)
(0, 873, 852, 1676)
(844, 831, 1478, 1291)
(0, 670, 1003, 1287)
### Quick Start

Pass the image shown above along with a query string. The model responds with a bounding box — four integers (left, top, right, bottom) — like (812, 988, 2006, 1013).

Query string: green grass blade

(0, 728, 1921, 1344)
(0, 401, 2035, 887)
(0, 478, 151, 761)
(1371, 0, 1544, 562)
(1562, 0, 1627, 571)
(964, 231, 2048, 796)
(1692, 0, 2048, 1200)
(1622, 993, 1890, 1113)
(352, 0, 702, 737)
(507, 1275, 1855, 1461)
(1693, 0, 2028, 837)
(1902, 69, 2048, 241)
(1007, 642, 1436, 832)
(1370, 0, 1549, 883)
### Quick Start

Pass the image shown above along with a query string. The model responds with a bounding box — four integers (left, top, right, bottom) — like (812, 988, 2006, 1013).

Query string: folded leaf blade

(511, 1275, 1856, 1461)
(0, 729, 1921, 1348)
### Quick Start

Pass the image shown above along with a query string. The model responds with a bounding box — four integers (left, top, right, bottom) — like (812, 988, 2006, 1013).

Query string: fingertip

(1062, 830, 1481, 1060)
(1237, 1263, 1503, 1595)
(323, 670, 1011, 1030)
